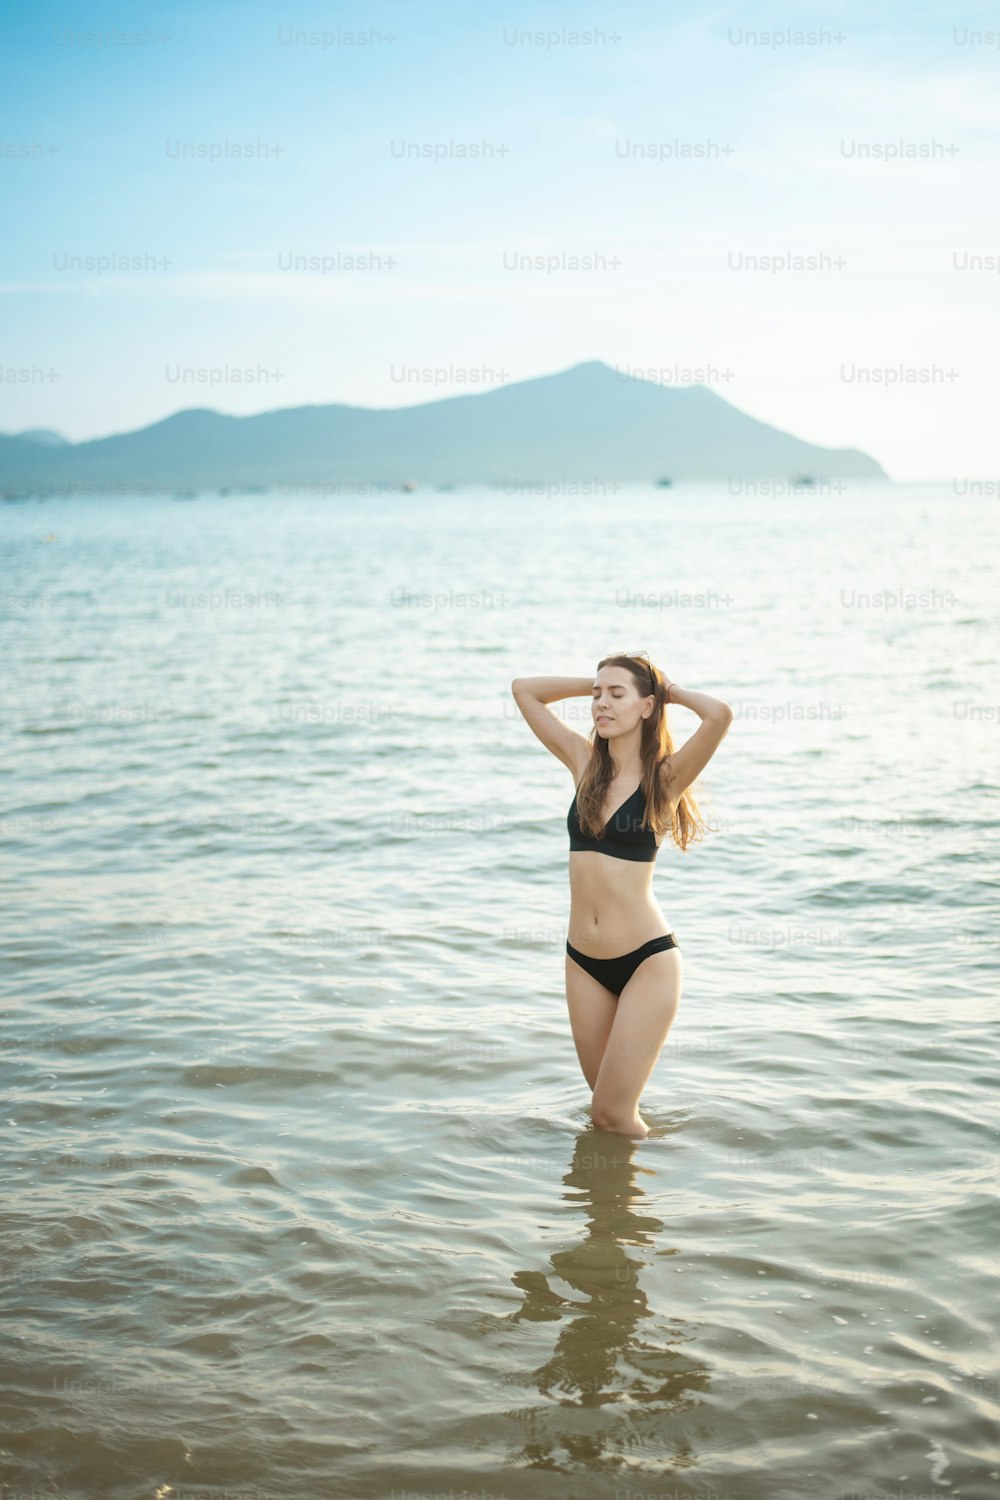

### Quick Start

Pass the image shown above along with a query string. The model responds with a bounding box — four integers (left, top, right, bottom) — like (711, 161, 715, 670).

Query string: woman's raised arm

(510, 675, 593, 773)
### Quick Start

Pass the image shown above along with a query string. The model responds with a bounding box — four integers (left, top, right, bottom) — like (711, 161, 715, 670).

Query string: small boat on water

(655, 476, 673, 487)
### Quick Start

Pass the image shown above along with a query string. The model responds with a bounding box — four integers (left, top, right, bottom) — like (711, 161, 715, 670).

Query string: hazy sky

(2, 0, 998, 478)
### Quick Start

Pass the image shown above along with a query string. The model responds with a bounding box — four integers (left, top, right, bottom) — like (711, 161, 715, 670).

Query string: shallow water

(2, 481, 998, 1500)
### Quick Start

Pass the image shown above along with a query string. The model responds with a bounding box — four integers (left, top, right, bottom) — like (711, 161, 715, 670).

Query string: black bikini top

(567, 782, 660, 863)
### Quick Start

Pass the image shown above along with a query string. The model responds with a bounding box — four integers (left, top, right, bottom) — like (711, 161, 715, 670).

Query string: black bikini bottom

(565, 932, 679, 998)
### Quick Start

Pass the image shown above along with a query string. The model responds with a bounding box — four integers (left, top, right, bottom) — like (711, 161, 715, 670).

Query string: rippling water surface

(2, 482, 998, 1500)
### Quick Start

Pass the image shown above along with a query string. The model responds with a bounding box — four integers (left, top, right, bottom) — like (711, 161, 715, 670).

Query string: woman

(511, 651, 732, 1138)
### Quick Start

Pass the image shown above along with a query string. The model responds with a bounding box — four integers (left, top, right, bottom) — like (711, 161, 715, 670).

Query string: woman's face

(592, 667, 652, 737)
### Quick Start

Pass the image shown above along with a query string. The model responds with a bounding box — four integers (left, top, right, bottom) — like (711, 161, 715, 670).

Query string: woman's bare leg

(589, 948, 683, 1136)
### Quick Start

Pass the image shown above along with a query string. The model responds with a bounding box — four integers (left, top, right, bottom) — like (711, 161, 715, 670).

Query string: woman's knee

(590, 1101, 643, 1135)
(590, 1089, 636, 1132)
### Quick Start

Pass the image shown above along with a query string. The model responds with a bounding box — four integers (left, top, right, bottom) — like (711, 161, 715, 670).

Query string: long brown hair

(575, 653, 708, 852)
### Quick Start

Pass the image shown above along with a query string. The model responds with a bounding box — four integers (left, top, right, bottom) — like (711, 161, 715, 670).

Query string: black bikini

(567, 783, 658, 862)
(566, 781, 679, 996)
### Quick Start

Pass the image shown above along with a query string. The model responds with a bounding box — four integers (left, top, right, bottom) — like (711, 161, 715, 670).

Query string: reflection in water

(499, 1128, 712, 1474)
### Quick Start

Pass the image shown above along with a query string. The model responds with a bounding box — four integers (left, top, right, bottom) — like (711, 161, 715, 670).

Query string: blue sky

(2, 0, 999, 477)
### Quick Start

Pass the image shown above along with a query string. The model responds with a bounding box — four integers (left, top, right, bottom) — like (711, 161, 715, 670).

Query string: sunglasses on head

(614, 649, 653, 672)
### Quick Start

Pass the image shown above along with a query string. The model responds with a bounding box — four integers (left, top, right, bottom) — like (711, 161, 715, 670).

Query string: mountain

(0, 361, 886, 492)
(6, 427, 70, 447)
